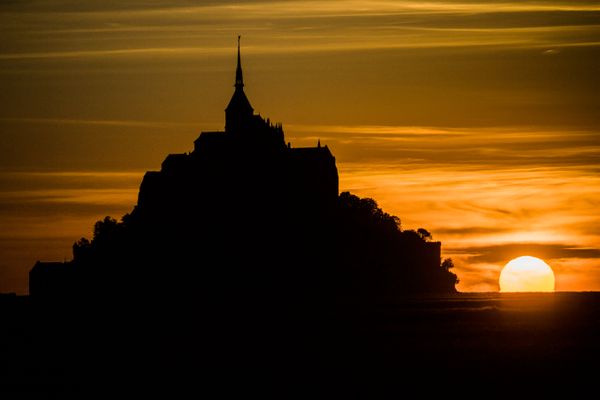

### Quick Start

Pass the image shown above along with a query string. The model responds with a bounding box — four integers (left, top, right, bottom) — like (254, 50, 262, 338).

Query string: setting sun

(499, 256, 555, 292)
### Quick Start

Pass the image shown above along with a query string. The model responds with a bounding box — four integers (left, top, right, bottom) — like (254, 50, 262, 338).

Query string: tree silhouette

(442, 258, 459, 285)
(72, 237, 91, 262)
(417, 228, 432, 241)
(65, 190, 457, 303)
(442, 258, 454, 271)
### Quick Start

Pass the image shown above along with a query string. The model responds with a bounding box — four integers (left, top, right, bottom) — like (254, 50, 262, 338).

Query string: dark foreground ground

(1, 292, 599, 396)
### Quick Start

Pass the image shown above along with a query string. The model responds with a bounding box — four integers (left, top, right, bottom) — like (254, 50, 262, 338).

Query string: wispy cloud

(0, 117, 201, 129)
(0, 47, 227, 61)
(289, 125, 600, 170)
(1, 1, 599, 61)
(0, 171, 140, 221)
(455, 243, 600, 264)
(6, 1, 599, 17)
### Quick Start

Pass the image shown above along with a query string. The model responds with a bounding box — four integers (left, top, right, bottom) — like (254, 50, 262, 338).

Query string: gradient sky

(1, 0, 599, 293)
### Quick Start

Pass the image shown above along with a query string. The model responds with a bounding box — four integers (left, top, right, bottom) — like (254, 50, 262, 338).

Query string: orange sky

(1, 1, 599, 293)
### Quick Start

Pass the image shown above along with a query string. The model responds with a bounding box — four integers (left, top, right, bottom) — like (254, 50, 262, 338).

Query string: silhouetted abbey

(137, 37, 338, 228)
(30, 38, 457, 305)
(15, 39, 596, 397)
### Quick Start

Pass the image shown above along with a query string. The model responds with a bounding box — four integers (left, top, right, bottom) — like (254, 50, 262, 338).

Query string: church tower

(225, 36, 254, 133)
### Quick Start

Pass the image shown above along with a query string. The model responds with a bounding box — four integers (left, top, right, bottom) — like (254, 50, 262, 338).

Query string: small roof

(226, 87, 253, 113)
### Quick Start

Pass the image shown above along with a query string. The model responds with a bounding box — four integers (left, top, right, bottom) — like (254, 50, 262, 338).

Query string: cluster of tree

(332, 192, 458, 298)
(69, 191, 457, 305)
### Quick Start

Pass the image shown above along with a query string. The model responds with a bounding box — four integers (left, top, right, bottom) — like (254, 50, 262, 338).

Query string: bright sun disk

(499, 256, 555, 292)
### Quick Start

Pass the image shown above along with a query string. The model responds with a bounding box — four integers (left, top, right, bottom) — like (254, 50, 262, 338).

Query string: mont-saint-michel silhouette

(3, 38, 599, 395)
(30, 38, 457, 303)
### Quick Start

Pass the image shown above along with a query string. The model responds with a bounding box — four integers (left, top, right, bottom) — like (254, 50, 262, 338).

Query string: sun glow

(499, 256, 555, 292)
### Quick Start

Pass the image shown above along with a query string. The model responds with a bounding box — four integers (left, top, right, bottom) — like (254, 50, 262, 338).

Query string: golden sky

(1, 0, 599, 293)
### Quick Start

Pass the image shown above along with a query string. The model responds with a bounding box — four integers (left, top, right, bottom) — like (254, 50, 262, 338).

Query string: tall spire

(235, 35, 244, 89)
(226, 35, 253, 132)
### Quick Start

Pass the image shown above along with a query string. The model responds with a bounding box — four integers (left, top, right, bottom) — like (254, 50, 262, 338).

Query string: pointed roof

(235, 35, 244, 89)
(226, 36, 253, 114)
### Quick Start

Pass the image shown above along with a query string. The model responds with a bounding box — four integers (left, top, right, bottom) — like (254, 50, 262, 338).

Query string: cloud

(435, 226, 515, 236)
(0, 171, 140, 234)
(1, 1, 599, 62)
(455, 243, 600, 264)
(6, 1, 599, 16)
(543, 48, 560, 55)
(0, 117, 200, 129)
(293, 125, 600, 171)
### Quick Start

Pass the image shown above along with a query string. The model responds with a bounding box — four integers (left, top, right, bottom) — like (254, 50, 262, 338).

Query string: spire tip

(235, 35, 244, 88)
